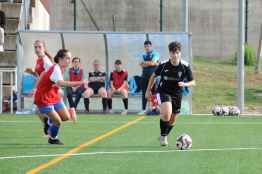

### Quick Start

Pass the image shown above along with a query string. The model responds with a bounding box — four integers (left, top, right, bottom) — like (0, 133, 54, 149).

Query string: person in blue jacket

(138, 40, 160, 115)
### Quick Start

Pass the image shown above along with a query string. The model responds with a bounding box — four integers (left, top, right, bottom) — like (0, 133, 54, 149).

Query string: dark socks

(102, 98, 107, 111)
(122, 98, 128, 110)
(160, 119, 173, 136)
(166, 125, 174, 135)
(107, 98, 112, 110)
(84, 98, 90, 112)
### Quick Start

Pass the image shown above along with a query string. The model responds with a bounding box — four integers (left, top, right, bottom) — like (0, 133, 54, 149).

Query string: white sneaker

(121, 110, 128, 115)
(108, 109, 114, 114)
(160, 135, 168, 146)
(137, 110, 146, 115)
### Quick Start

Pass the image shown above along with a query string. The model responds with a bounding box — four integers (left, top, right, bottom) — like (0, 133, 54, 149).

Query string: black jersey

(154, 59, 193, 96)
(88, 71, 107, 89)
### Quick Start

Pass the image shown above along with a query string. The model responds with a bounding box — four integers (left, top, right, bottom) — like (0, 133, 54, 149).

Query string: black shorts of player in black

(157, 92, 182, 114)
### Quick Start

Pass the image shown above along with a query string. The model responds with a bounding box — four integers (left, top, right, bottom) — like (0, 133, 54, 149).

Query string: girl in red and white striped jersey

(25, 40, 54, 136)
(35, 49, 86, 145)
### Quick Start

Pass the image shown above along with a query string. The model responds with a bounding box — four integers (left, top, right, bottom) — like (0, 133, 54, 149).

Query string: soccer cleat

(160, 135, 168, 146)
(137, 110, 146, 115)
(48, 138, 64, 145)
(121, 110, 128, 115)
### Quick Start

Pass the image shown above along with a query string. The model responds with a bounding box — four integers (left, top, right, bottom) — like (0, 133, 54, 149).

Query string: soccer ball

(176, 134, 192, 150)
(229, 106, 240, 116)
(212, 105, 222, 116)
(221, 106, 230, 116)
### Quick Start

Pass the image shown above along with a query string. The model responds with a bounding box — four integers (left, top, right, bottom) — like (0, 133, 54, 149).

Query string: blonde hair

(34, 40, 53, 62)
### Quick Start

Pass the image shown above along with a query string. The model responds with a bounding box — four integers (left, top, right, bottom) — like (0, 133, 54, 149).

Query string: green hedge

(234, 43, 256, 66)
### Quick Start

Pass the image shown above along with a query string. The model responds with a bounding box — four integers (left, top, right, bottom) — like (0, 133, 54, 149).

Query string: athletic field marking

(1, 120, 262, 125)
(26, 116, 145, 174)
(1, 147, 262, 160)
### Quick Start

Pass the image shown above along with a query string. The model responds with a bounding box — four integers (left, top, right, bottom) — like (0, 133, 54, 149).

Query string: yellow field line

(26, 116, 145, 174)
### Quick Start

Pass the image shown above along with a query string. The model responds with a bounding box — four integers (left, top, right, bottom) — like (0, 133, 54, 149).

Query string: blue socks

(49, 125, 59, 139)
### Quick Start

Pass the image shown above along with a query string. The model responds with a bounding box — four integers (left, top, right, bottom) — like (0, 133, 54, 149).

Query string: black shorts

(157, 92, 182, 114)
(89, 84, 104, 95)
(90, 86, 103, 95)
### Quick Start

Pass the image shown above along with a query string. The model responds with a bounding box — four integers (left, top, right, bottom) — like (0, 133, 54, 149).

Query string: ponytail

(44, 51, 53, 62)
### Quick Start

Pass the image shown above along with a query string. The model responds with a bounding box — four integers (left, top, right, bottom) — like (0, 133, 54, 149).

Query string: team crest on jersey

(178, 71, 182, 78)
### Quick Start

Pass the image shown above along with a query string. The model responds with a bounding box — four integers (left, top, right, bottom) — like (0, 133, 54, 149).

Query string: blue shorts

(38, 101, 66, 114)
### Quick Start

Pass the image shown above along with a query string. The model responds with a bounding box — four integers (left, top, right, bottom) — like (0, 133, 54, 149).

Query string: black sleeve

(185, 65, 194, 81)
(88, 72, 91, 78)
(110, 72, 113, 81)
(154, 63, 163, 76)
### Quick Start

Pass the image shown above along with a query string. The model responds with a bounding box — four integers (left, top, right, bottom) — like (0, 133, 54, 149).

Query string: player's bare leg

(56, 108, 71, 121)
(119, 88, 128, 115)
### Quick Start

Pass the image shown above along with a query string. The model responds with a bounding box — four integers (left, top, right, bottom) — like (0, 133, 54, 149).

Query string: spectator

(107, 59, 128, 115)
(83, 59, 107, 113)
(0, 11, 5, 52)
(138, 40, 160, 115)
(66, 57, 86, 110)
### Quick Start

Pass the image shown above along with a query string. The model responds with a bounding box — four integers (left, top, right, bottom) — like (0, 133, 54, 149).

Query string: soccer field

(0, 114, 262, 174)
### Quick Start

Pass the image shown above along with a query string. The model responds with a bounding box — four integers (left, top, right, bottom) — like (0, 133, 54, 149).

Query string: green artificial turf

(0, 114, 262, 174)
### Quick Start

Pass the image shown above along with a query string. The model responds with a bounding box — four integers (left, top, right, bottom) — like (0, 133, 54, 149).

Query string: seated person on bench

(83, 59, 107, 113)
(66, 57, 86, 110)
(107, 59, 128, 115)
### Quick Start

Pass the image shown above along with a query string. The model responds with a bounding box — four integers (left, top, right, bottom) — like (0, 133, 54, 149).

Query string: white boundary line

(1, 120, 262, 125)
(1, 147, 262, 160)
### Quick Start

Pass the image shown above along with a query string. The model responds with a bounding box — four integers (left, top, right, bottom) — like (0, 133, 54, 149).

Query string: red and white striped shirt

(34, 64, 63, 107)
(34, 56, 53, 76)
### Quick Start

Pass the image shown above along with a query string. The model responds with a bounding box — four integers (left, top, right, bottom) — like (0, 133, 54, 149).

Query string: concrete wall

(30, 0, 50, 30)
(49, 0, 262, 58)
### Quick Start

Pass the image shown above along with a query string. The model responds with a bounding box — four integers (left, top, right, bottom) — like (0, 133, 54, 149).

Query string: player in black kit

(145, 41, 195, 146)
(84, 59, 107, 112)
